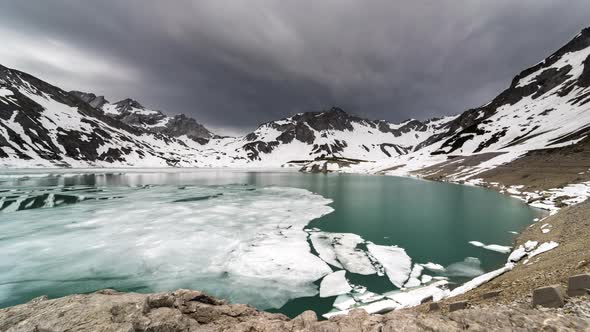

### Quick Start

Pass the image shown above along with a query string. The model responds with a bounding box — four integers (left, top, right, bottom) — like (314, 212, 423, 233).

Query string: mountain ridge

(2, 27, 590, 170)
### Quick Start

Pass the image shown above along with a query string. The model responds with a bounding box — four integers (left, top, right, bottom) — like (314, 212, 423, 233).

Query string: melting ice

(0, 184, 334, 309)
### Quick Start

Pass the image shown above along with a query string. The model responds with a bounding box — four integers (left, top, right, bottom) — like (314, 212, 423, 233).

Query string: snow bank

(447, 263, 514, 298)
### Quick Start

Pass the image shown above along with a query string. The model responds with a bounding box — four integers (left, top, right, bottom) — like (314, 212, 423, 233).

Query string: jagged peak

(114, 98, 144, 109)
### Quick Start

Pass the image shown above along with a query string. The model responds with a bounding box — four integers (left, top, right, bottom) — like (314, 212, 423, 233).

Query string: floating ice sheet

(0, 185, 334, 309)
(366, 244, 412, 288)
(309, 232, 377, 275)
(320, 271, 352, 298)
(421, 262, 445, 272)
(468, 241, 511, 254)
(444, 257, 484, 277)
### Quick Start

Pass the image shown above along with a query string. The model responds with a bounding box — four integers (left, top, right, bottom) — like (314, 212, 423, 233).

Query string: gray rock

(291, 310, 317, 329)
(482, 290, 502, 299)
(532, 285, 565, 308)
(449, 301, 468, 312)
(28, 295, 48, 304)
(568, 273, 590, 297)
(147, 292, 176, 309)
(429, 302, 441, 311)
(1, 289, 590, 332)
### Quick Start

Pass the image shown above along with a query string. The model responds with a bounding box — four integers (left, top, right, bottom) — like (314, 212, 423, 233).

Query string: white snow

(524, 241, 539, 251)
(388, 280, 450, 308)
(525, 241, 559, 263)
(447, 263, 514, 298)
(323, 299, 399, 319)
(507, 246, 527, 263)
(0, 87, 13, 97)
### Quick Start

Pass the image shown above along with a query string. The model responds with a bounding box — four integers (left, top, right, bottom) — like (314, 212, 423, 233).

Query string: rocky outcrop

(69, 91, 214, 140)
(1, 289, 589, 331)
(69, 91, 109, 109)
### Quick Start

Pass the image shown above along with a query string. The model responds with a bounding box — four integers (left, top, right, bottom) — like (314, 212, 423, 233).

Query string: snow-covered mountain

(214, 108, 455, 165)
(0, 63, 449, 168)
(2, 27, 590, 170)
(0, 64, 217, 167)
(69, 91, 213, 140)
(357, 27, 590, 178)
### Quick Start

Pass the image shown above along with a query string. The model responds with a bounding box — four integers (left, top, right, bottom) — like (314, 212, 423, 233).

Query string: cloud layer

(1, 1, 589, 134)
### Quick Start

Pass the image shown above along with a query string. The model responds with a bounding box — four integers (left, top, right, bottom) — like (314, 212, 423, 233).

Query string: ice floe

(320, 271, 352, 298)
(404, 264, 424, 288)
(366, 244, 412, 288)
(468, 241, 512, 254)
(310, 232, 377, 275)
(444, 257, 484, 277)
(420, 262, 446, 272)
(333, 294, 356, 311)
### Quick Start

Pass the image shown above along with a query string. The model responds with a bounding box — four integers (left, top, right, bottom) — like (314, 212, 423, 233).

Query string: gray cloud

(1, 0, 589, 134)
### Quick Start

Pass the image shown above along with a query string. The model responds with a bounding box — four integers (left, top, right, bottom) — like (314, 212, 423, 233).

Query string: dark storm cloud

(1, 1, 589, 135)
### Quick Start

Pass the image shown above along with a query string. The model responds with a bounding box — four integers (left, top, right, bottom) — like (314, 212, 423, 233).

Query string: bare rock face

(1, 290, 589, 332)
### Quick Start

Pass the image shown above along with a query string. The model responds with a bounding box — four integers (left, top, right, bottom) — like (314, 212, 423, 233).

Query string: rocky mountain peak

(113, 98, 145, 112)
(69, 91, 109, 109)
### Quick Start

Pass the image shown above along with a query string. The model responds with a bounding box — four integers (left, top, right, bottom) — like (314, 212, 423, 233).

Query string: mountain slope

(208, 108, 455, 165)
(0, 65, 214, 167)
(362, 28, 590, 179)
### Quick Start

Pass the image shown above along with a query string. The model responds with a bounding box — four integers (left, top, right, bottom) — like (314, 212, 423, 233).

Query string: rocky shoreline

(1, 288, 589, 331)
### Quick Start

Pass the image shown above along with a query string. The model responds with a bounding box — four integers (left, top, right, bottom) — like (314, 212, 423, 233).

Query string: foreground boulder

(532, 285, 566, 308)
(568, 274, 590, 297)
(1, 289, 589, 331)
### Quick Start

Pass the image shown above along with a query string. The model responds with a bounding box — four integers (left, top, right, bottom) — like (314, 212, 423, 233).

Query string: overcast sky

(1, 1, 589, 135)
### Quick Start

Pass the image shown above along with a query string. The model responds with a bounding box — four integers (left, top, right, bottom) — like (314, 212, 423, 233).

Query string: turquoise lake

(0, 169, 541, 317)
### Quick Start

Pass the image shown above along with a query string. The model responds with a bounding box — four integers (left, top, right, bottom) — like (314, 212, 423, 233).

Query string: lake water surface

(0, 169, 540, 317)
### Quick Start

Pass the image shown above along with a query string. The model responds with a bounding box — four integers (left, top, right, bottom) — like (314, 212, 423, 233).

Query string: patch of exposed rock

(1, 289, 589, 332)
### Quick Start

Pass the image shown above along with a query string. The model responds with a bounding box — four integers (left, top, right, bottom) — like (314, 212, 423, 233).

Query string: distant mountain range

(1, 28, 590, 170)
